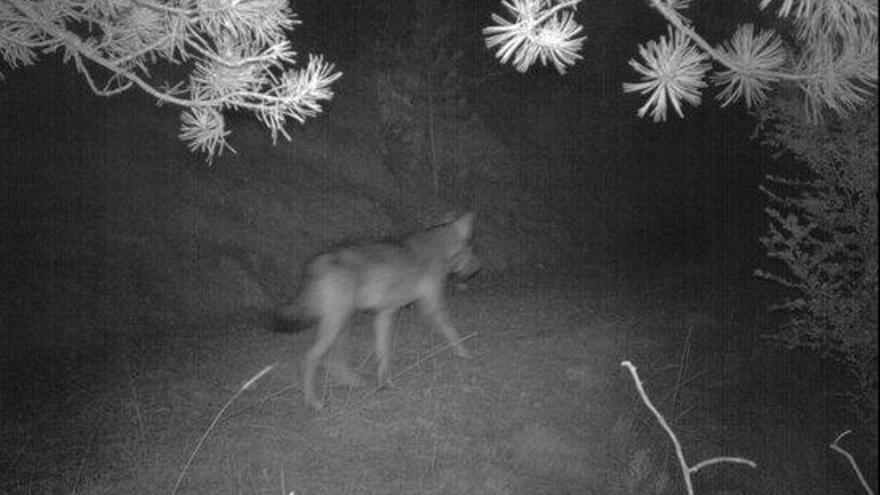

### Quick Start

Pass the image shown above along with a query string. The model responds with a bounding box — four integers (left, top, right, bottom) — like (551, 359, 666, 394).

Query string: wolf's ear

(440, 211, 458, 224)
(455, 212, 475, 239)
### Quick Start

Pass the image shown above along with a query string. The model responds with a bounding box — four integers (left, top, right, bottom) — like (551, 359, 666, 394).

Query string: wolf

(277, 212, 479, 410)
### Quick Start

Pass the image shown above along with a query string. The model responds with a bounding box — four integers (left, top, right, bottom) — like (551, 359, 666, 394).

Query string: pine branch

(0, 0, 341, 162)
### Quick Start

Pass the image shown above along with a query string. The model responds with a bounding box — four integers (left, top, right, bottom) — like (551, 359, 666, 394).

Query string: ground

(0, 263, 866, 495)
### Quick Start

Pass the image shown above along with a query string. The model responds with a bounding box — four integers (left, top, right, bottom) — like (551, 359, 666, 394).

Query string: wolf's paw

(377, 378, 398, 391)
(304, 393, 325, 411)
(453, 345, 473, 359)
(332, 370, 366, 388)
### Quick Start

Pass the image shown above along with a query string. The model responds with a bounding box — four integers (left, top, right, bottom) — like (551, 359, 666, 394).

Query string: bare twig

(383, 332, 478, 388)
(126, 362, 148, 448)
(830, 430, 876, 495)
(171, 364, 275, 495)
(670, 325, 694, 415)
(621, 360, 757, 495)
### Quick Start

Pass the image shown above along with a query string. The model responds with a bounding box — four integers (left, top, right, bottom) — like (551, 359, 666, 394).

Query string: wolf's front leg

(418, 294, 472, 359)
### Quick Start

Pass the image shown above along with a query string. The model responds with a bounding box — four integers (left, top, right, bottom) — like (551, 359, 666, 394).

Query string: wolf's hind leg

(325, 331, 365, 388)
(302, 312, 347, 410)
(373, 309, 396, 387)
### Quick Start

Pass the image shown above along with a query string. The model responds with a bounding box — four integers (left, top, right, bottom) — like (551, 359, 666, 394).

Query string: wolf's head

(408, 212, 480, 282)
(444, 213, 480, 282)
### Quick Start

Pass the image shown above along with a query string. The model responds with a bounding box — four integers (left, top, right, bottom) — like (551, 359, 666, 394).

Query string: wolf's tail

(271, 300, 312, 333)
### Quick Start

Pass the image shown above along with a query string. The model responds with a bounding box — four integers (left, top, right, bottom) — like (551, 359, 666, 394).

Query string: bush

(756, 97, 878, 435)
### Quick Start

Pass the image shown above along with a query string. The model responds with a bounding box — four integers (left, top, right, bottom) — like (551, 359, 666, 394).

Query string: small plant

(830, 430, 876, 495)
(172, 364, 274, 494)
(621, 360, 757, 495)
(0, 0, 341, 162)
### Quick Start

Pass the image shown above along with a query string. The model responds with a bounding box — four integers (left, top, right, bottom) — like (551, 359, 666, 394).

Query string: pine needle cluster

(1, 0, 340, 161)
